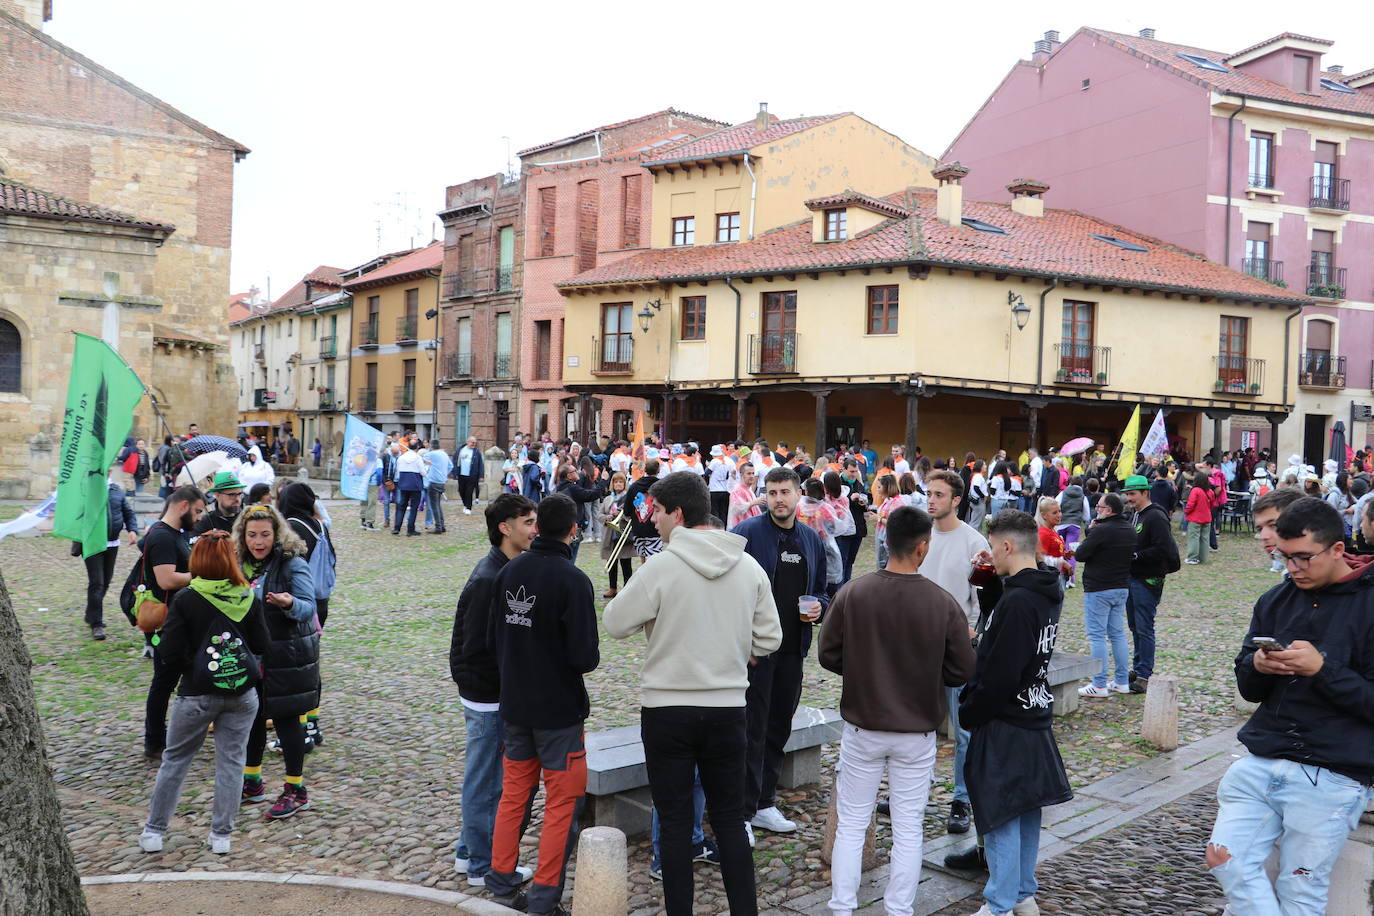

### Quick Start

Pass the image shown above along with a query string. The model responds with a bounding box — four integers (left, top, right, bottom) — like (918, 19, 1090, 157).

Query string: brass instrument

(604, 507, 634, 574)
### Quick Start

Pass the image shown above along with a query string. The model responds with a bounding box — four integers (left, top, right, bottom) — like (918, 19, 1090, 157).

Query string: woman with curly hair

(231, 503, 319, 819)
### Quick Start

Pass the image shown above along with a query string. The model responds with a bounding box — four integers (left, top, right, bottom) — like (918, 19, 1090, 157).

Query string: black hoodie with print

(959, 566, 1064, 730)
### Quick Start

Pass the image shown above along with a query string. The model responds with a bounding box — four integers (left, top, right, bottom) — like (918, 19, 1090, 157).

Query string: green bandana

(188, 577, 254, 622)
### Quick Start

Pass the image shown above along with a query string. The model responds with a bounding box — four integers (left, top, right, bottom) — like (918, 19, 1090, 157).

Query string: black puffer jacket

(252, 548, 320, 717)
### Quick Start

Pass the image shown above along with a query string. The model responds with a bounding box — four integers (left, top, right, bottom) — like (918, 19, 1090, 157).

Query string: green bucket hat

(1121, 474, 1151, 492)
(207, 470, 244, 493)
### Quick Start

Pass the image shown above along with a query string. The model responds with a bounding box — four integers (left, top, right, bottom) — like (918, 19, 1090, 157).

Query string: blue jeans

(1126, 577, 1163, 680)
(945, 685, 969, 804)
(650, 774, 705, 869)
(1209, 755, 1370, 915)
(983, 808, 1042, 913)
(1082, 588, 1129, 689)
(455, 706, 504, 877)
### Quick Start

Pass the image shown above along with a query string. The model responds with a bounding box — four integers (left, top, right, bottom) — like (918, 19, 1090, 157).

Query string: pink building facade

(947, 27, 1374, 462)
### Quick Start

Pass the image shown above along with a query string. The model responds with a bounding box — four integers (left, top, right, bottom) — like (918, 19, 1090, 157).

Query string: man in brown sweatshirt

(818, 505, 977, 916)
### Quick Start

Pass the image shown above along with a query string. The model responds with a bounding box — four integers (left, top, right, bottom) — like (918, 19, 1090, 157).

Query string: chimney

(1, 0, 51, 28)
(933, 163, 970, 227)
(754, 102, 769, 133)
(1007, 179, 1050, 218)
(1139, 27, 1156, 39)
(1032, 30, 1061, 64)
(1329, 64, 1343, 74)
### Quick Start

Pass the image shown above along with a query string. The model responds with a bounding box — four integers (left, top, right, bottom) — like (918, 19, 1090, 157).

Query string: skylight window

(1320, 78, 1356, 94)
(1090, 233, 1148, 253)
(1177, 52, 1230, 73)
(962, 218, 1007, 235)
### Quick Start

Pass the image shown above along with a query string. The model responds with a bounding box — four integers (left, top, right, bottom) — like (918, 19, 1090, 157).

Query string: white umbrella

(177, 450, 229, 488)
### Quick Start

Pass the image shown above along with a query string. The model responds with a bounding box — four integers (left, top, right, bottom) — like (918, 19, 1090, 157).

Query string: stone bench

(583, 706, 841, 836)
(1046, 651, 1101, 716)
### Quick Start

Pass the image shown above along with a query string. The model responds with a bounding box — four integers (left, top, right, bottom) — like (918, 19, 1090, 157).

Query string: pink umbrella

(1060, 436, 1095, 456)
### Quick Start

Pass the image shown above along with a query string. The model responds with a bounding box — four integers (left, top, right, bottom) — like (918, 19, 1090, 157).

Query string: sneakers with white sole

(1012, 896, 1041, 915)
(208, 833, 231, 855)
(745, 823, 756, 847)
(1109, 681, 1131, 694)
(453, 853, 469, 874)
(1078, 684, 1111, 699)
(466, 864, 533, 887)
(138, 830, 163, 852)
(750, 806, 797, 833)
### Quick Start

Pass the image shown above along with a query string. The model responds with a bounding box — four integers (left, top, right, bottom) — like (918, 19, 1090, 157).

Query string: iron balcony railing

(1310, 176, 1351, 211)
(1053, 343, 1111, 386)
(319, 335, 337, 359)
(1299, 352, 1346, 389)
(749, 330, 799, 374)
(394, 385, 416, 412)
(317, 387, 337, 410)
(594, 332, 634, 374)
(396, 315, 418, 343)
(493, 353, 514, 378)
(1242, 258, 1284, 287)
(358, 318, 379, 347)
(443, 352, 473, 378)
(1248, 169, 1274, 190)
(497, 266, 513, 291)
(1213, 356, 1265, 396)
(1307, 264, 1347, 299)
(253, 343, 265, 362)
(356, 388, 377, 412)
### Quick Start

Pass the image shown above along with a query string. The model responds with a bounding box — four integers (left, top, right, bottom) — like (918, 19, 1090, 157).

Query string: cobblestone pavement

(0, 501, 1271, 913)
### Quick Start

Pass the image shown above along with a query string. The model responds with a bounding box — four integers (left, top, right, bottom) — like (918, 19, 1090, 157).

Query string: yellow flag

(1116, 405, 1142, 481)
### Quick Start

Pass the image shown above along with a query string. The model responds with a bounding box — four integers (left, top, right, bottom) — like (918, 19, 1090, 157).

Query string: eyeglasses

(1272, 542, 1336, 570)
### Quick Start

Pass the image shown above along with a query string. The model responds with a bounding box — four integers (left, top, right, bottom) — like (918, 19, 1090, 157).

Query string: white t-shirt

(922, 521, 990, 628)
(894, 458, 911, 476)
(969, 473, 987, 504)
(609, 451, 632, 474)
(708, 458, 734, 492)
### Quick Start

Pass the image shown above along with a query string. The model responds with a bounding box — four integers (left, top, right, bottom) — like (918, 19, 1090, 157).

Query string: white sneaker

(745, 823, 756, 847)
(138, 830, 163, 852)
(967, 905, 997, 916)
(1077, 684, 1111, 699)
(1184, 558, 1200, 565)
(208, 833, 231, 855)
(466, 865, 533, 887)
(453, 853, 469, 875)
(464, 508, 472, 515)
(1109, 681, 1131, 694)
(1012, 896, 1041, 916)
(750, 806, 797, 833)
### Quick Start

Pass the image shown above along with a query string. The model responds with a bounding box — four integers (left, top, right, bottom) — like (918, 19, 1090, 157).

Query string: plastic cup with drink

(799, 594, 822, 623)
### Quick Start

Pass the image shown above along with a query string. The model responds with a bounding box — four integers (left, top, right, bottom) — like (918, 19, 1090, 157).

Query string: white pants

(829, 723, 936, 916)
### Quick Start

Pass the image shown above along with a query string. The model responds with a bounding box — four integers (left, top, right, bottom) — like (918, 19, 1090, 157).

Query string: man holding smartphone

(1206, 497, 1374, 914)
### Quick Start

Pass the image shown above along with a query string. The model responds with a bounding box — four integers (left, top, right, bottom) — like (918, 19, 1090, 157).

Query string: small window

(1081, 78, 1091, 91)
(287, 318, 293, 336)
(1321, 78, 1356, 94)
(962, 217, 1007, 235)
(824, 208, 847, 241)
(866, 286, 898, 335)
(1177, 52, 1229, 73)
(681, 296, 706, 340)
(716, 212, 740, 243)
(1089, 233, 1148, 252)
(0, 318, 20, 393)
(672, 216, 695, 246)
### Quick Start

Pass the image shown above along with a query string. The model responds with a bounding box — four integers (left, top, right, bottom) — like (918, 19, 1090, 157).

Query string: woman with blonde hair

(1034, 496, 1072, 590)
(231, 504, 319, 820)
(600, 471, 635, 598)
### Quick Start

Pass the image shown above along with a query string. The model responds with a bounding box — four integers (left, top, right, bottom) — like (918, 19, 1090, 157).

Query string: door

(600, 303, 633, 371)
(455, 402, 470, 443)
(495, 402, 510, 447)
(1303, 414, 1329, 468)
(1219, 316, 1249, 389)
(826, 418, 862, 453)
(760, 291, 797, 372)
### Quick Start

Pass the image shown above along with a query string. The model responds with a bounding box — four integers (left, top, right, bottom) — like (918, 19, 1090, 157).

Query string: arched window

(0, 319, 20, 393)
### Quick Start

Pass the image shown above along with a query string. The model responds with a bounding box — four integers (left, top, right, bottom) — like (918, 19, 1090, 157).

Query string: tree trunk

(0, 567, 90, 914)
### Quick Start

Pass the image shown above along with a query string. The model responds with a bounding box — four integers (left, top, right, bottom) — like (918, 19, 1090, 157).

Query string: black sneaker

(693, 837, 721, 865)
(493, 891, 528, 912)
(304, 719, 324, 747)
(143, 745, 164, 764)
(943, 843, 987, 872)
(91, 626, 107, 641)
(947, 799, 972, 834)
(1129, 677, 1149, 695)
(648, 862, 662, 881)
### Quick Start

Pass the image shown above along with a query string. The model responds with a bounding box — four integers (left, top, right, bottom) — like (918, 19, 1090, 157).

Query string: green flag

(52, 333, 145, 558)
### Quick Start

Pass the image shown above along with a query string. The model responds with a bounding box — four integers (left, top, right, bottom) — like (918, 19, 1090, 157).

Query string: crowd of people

(70, 417, 1374, 915)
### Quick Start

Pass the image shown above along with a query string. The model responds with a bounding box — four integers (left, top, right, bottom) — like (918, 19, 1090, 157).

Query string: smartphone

(1252, 636, 1288, 652)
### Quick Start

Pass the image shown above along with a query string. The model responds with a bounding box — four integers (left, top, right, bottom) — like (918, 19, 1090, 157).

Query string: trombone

(604, 507, 634, 574)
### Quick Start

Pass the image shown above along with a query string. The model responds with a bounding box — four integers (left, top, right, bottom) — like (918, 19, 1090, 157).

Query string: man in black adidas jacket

(448, 493, 535, 888)
(1206, 498, 1374, 914)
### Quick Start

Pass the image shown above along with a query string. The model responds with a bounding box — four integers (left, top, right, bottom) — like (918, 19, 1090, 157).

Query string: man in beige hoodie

(605, 471, 781, 916)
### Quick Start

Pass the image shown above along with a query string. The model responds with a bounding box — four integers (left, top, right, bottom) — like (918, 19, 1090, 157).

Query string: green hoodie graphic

(187, 576, 257, 692)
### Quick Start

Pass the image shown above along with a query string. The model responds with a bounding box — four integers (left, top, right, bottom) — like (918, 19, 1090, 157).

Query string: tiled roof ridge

(517, 108, 729, 156)
(805, 188, 910, 219)
(646, 113, 850, 164)
(1227, 31, 1334, 61)
(0, 174, 174, 231)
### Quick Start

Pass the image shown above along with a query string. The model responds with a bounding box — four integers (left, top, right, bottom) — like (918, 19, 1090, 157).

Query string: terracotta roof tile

(1228, 31, 1332, 61)
(340, 241, 442, 290)
(0, 176, 174, 231)
(517, 108, 729, 156)
(560, 188, 1308, 305)
(804, 190, 910, 219)
(646, 114, 849, 165)
(266, 266, 345, 313)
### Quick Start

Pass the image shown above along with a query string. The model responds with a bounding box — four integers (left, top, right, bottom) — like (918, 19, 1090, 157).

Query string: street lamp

(1009, 292, 1031, 330)
(638, 298, 663, 333)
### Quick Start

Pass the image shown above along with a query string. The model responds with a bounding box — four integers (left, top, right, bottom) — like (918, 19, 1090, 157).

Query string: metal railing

(1053, 343, 1111, 385)
(1307, 264, 1347, 299)
(749, 330, 799, 374)
(1310, 176, 1351, 211)
(394, 385, 416, 412)
(253, 343, 265, 362)
(443, 352, 473, 378)
(1248, 169, 1274, 190)
(493, 353, 514, 378)
(1242, 258, 1284, 286)
(442, 274, 475, 300)
(356, 388, 377, 412)
(1213, 356, 1265, 396)
(594, 333, 634, 373)
(497, 266, 513, 291)
(319, 335, 337, 359)
(395, 315, 418, 343)
(358, 318, 379, 347)
(1299, 352, 1346, 389)
(317, 387, 337, 410)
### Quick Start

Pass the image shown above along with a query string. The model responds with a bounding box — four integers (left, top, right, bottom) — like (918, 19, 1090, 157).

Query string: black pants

(144, 643, 182, 752)
(246, 701, 308, 777)
(835, 535, 861, 584)
(315, 597, 329, 628)
(458, 475, 479, 510)
(744, 650, 804, 814)
(83, 547, 118, 626)
(642, 706, 757, 916)
(608, 558, 633, 589)
(710, 491, 730, 526)
(394, 489, 421, 533)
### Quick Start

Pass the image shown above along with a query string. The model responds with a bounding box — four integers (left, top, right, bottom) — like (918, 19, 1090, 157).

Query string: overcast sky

(45, 0, 1374, 300)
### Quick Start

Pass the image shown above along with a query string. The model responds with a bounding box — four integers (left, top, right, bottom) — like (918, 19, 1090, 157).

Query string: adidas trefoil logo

(505, 586, 535, 628)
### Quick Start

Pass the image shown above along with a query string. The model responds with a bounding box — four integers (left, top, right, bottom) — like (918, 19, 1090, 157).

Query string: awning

(237, 420, 272, 428)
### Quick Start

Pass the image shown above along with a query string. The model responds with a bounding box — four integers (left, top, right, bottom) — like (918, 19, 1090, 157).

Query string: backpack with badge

(288, 517, 336, 599)
(186, 612, 262, 695)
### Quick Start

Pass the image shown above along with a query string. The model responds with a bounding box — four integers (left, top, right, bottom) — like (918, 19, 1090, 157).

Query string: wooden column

(1213, 416, 1224, 461)
(734, 394, 748, 443)
(1027, 406, 1039, 453)
(1270, 416, 1282, 455)
(814, 391, 830, 464)
(676, 394, 689, 444)
(660, 392, 671, 444)
(905, 393, 919, 461)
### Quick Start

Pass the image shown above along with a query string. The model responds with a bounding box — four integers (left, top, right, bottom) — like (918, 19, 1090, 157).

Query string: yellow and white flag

(1116, 405, 1142, 481)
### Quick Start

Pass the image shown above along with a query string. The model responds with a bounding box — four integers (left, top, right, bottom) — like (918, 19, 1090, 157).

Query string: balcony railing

(358, 318, 379, 348)
(357, 388, 377, 412)
(317, 387, 337, 410)
(1053, 343, 1111, 386)
(442, 274, 475, 300)
(319, 335, 337, 359)
(1299, 352, 1346, 389)
(1310, 176, 1351, 211)
(1248, 170, 1274, 190)
(443, 352, 473, 378)
(1213, 356, 1265, 396)
(396, 315, 418, 344)
(1242, 258, 1284, 287)
(394, 385, 416, 412)
(593, 333, 634, 374)
(1307, 264, 1347, 299)
(497, 266, 513, 291)
(493, 353, 514, 378)
(749, 330, 799, 374)
(253, 343, 265, 362)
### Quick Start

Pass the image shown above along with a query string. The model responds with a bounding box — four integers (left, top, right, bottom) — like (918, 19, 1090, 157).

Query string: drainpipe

(1035, 277, 1059, 390)
(726, 276, 742, 387)
(1223, 94, 1248, 268)
(743, 153, 758, 241)
(1283, 303, 1302, 409)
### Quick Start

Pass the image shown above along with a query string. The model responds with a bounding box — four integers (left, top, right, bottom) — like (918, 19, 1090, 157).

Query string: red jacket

(1185, 487, 1215, 524)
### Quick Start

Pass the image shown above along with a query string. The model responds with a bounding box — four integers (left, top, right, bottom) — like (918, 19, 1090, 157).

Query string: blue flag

(340, 414, 384, 500)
